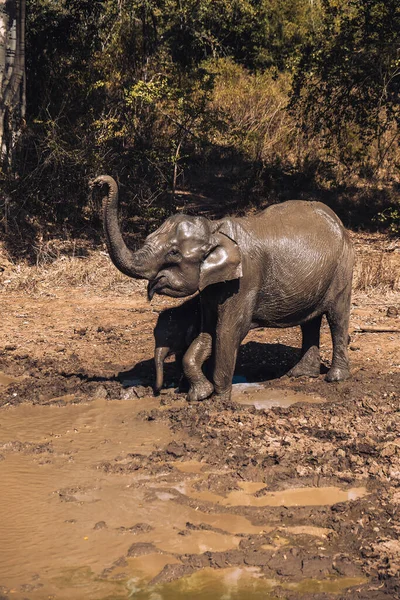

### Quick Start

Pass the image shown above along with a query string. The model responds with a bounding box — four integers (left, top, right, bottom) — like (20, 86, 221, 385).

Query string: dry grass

(0, 249, 145, 296)
(352, 232, 400, 292)
(353, 253, 400, 292)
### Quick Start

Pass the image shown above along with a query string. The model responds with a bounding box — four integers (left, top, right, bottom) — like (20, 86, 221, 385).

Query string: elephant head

(92, 176, 242, 299)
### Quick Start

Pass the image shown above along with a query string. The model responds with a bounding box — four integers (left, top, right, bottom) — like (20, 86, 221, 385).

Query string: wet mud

(0, 282, 399, 599)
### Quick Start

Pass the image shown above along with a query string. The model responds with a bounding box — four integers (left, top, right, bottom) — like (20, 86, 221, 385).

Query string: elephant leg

(154, 346, 170, 394)
(183, 332, 214, 402)
(325, 286, 352, 382)
(175, 351, 188, 392)
(212, 314, 250, 402)
(288, 315, 322, 378)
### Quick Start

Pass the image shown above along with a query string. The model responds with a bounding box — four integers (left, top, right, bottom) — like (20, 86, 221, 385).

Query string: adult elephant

(93, 176, 354, 402)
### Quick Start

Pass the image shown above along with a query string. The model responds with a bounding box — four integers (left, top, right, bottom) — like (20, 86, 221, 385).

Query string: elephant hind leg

(288, 315, 322, 378)
(325, 289, 351, 382)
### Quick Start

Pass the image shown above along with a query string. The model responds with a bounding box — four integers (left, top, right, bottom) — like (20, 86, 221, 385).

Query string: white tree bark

(0, 0, 25, 172)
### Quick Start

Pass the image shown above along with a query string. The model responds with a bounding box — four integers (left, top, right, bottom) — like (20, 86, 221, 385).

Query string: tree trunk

(0, 0, 26, 173)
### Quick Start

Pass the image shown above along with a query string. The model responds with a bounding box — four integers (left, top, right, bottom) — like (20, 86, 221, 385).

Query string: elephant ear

(199, 229, 242, 291)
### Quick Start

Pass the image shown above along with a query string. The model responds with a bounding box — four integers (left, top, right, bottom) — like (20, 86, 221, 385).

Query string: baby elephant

(153, 296, 200, 394)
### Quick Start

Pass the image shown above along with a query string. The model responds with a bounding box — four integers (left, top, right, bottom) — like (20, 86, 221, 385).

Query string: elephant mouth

(147, 276, 167, 301)
(147, 276, 190, 300)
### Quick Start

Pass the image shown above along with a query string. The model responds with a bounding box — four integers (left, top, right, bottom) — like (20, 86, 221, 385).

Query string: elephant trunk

(94, 175, 150, 279)
(154, 346, 170, 394)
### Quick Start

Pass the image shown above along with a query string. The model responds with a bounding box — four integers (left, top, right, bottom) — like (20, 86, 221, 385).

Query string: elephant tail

(154, 346, 170, 394)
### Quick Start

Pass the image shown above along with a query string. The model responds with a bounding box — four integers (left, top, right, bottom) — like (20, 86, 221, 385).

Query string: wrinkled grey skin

(93, 175, 354, 402)
(153, 296, 200, 394)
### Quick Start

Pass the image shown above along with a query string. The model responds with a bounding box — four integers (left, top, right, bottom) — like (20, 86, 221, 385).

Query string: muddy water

(0, 397, 368, 599)
(130, 567, 367, 600)
(0, 398, 176, 595)
(0, 398, 273, 598)
(232, 384, 325, 409)
(0, 370, 17, 386)
(183, 480, 367, 507)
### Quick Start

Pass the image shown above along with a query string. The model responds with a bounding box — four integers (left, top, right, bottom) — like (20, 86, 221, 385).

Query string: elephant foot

(287, 348, 321, 378)
(212, 389, 232, 402)
(287, 364, 320, 378)
(325, 366, 350, 382)
(187, 379, 214, 402)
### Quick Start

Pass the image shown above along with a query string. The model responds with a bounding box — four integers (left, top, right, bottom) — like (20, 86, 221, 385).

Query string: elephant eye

(166, 248, 181, 261)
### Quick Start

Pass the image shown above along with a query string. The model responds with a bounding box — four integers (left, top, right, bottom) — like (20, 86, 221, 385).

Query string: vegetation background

(1, 0, 399, 260)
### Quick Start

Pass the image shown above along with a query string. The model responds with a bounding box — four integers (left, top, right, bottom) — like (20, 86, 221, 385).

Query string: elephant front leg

(212, 325, 244, 402)
(183, 333, 214, 402)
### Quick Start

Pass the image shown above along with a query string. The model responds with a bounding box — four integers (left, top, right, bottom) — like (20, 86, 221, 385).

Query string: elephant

(153, 295, 200, 394)
(93, 175, 354, 402)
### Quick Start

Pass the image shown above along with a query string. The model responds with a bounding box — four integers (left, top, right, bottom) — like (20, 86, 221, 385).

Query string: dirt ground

(0, 233, 399, 600)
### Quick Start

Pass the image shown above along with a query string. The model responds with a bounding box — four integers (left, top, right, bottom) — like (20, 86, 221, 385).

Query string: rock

(117, 523, 153, 534)
(127, 542, 159, 557)
(94, 521, 107, 530)
(380, 440, 400, 458)
(93, 385, 108, 399)
(387, 306, 398, 317)
(120, 388, 138, 400)
(165, 441, 186, 458)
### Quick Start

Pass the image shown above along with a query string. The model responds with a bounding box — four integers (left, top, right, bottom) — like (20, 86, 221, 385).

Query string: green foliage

(1, 0, 398, 248)
(374, 208, 400, 235)
(291, 0, 400, 173)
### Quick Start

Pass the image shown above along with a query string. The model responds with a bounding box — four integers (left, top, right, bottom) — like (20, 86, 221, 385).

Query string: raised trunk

(94, 175, 150, 279)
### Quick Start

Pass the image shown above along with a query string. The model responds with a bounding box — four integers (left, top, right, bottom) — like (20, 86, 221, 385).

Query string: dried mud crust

(0, 241, 399, 598)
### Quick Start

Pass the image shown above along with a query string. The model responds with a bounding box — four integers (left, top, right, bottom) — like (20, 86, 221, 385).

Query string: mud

(232, 385, 325, 409)
(0, 241, 400, 599)
(0, 371, 17, 386)
(180, 480, 368, 507)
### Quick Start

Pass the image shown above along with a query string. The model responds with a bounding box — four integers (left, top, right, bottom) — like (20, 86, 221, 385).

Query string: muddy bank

(0, 244, 399, 598)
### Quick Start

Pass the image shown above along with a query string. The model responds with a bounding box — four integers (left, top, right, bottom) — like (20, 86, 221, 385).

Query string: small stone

(94, 521, 107, 530)
(93, 385, 108, 399)
(387, 306, 398, 317)
(74, 328, 88, 336)
(165, 441, 185, 458)
(121, 388, 138, 400)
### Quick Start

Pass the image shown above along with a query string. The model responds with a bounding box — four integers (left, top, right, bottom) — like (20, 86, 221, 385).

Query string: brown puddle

(0, 398, 177, 592)
(173, 460, 208, 474)
(0, 397, 170, 459)
(183, 480, 367, 507)
(0, 370, 17, 386)
(129, 566, 367, 599)
(232, 384, 325, 409)
(0, 398, 277, 598)
(281, 525, 330, 538)
(0, 397, 366, 599)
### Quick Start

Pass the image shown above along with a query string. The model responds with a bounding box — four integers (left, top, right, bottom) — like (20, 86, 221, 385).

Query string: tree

(0, 0, 26, 173)
(291, 0, 400, 174)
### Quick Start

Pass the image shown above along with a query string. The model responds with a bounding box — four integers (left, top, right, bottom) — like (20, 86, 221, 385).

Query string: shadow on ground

(117, 341, 330, 390)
